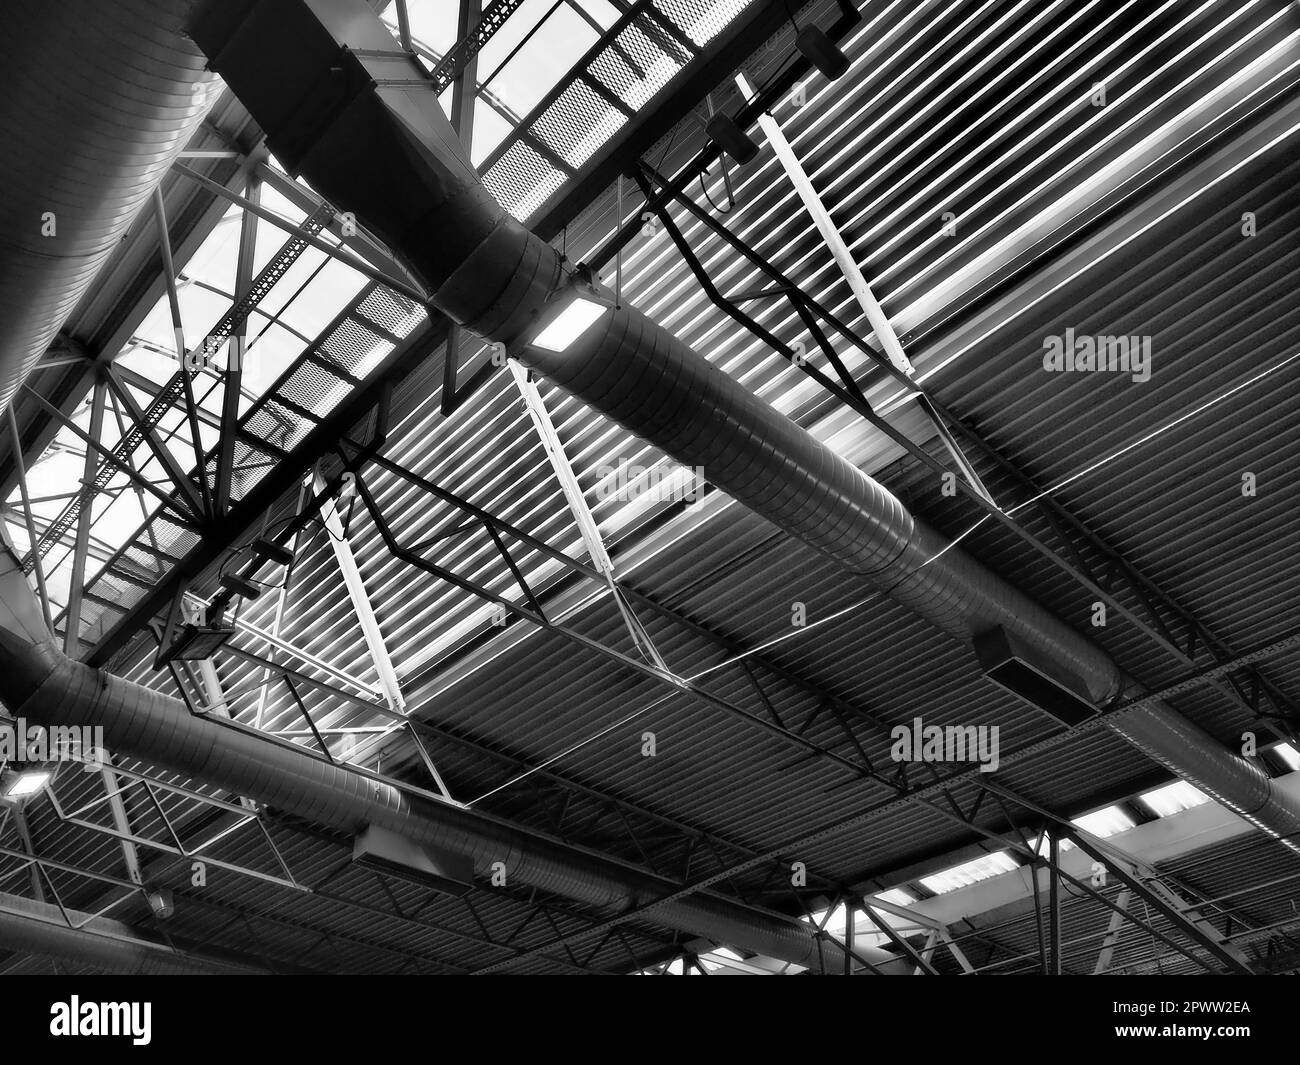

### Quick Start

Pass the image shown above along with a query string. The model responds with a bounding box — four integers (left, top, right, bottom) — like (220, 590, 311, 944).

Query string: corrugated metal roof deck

(7, 0, 1300, 973)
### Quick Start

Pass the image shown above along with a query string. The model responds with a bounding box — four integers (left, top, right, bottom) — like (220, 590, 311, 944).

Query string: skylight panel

(485, 4, 599, 116)
(1274, 744, 1300, 772)
(1138, 781, 1211, 818)
(920, 851, 1018, 894)
(873, 887, 916, 907)
(469, 102, 515, 167)
(573, 0, 620, 30)
(380, 0, 456, 54)
(1071, 806, 1136, 839)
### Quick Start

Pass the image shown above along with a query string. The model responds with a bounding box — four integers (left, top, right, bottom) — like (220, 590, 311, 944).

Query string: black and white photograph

(0, 0, 1294, 1042)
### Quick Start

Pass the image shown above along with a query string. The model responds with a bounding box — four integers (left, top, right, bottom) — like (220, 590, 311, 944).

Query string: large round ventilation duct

(0, 0, 1285, 972)
(185, 0, 1300, 847)
(0, 889, 265, 975)
(0, 625, 867, 971)
(0, 0, 219, 410)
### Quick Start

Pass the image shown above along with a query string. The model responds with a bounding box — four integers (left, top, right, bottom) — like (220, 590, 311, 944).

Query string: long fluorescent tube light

(3, 769, 51, 799)
(532, 297, 608, 352)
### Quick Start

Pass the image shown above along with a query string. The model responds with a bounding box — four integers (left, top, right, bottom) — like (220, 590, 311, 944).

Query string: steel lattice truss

(3, 0, 1300, 975)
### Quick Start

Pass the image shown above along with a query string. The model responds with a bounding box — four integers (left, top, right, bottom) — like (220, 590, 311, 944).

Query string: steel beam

(172, 163, 428, 305)
(63, 384, 106, 655)
(312, 470, 406, 711)
(429, 0, 526, 95)
(97, 756, 144, 889)
(153, 186, 215, 520)
(101, 368, 205, 518)
(507, 360, 667, 670)
(255, 162, 420, 294)
(19, 385, 200, 533)
(188, 591, 383, 699)
(733, 72, 913, 377)
(216, 176, 260, 514)
(1057, 823, 1252, 976)
(7, 410, 53, 630)
(1094, 888, 1131, 974)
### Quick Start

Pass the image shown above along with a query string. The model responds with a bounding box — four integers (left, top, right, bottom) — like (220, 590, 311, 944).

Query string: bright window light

(1071, 806, 1136, 838)
(1274, 744, 1300, 772)
(920, 851, 1018, 894)
(1139, 781, 1210, 818)
(873, 887, 916, 907)
(806, 902, 848, 934)
(531, 297, 608, 352)
(3, 769, 51, 799)
(1024, 832, 1075, 856)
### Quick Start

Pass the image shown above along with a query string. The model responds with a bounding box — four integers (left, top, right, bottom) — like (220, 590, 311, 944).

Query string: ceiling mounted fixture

(795, 24, 850, 80)
(2, 768, 51, 800)
(158, 621, 236, 663)
(531, 294, 610, 353)
(705, 112, 759, 165)
(218, 574, 261, 600)
(251, 538, 295, 568)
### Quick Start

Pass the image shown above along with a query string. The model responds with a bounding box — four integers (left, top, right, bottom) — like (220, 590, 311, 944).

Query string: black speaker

(705, 113, 759, 165)
(219, 573, 262, 600)
(251, 537, 295, 567)
(796, 25, 850, 80)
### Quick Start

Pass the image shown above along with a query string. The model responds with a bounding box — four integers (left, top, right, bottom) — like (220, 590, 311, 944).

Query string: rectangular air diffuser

(352, 824, 474, 897)
(974, 626, 1100, 727)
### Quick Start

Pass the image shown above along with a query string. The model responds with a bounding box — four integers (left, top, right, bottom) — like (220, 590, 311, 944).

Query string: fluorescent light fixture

(3, 769, 51, 799)
(1071, 805, 1136, 839)
(920, 851, 1018, 894)
(1139, 780, 1210, 818)
(531, 297, 608, 352)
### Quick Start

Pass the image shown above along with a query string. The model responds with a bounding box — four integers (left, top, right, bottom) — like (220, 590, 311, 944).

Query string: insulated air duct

(0, 889, 265, 975)
(1, 0, 1287, 972)
(0, 0, 218, 409)
(184, 0, 1300, 848)
(0, 630, 866, 971)
(0, 523, 856, 971)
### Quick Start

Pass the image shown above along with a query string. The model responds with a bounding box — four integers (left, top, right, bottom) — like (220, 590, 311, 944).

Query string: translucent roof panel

(480, 5, 602, 116)
(1138, 781, 1211, 818)
(381, 1, 764, 219)
(920, 851, 1019, 894)
(1274, 743, 1300, 772)
(7, 162, 383, 623)
(1071, 806, 1137, 839)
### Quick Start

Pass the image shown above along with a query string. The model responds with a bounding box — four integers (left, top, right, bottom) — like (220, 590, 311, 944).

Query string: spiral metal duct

(0, 626, 860, 970)
(2, 0, 1291, 971)
(0, 889, 264, 974)
(0, 0, 218, 410)
(186, 0, 1300, 844)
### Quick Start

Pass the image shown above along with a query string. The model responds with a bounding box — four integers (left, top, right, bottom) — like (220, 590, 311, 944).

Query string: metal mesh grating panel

(87, 515, 198, 624)
(282, 359, 349, 414)
(245, 404, 288, 444)
(321, 318, 385, 373)
(483, 140, 567, 221)
(589, 16, 685, 110)
(259, 398, 313, 450)
(356, 287, 424, 340)
(652, 0, 749, 46)
(533, 77, 628, 168)
(231, 441, 272, 503)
